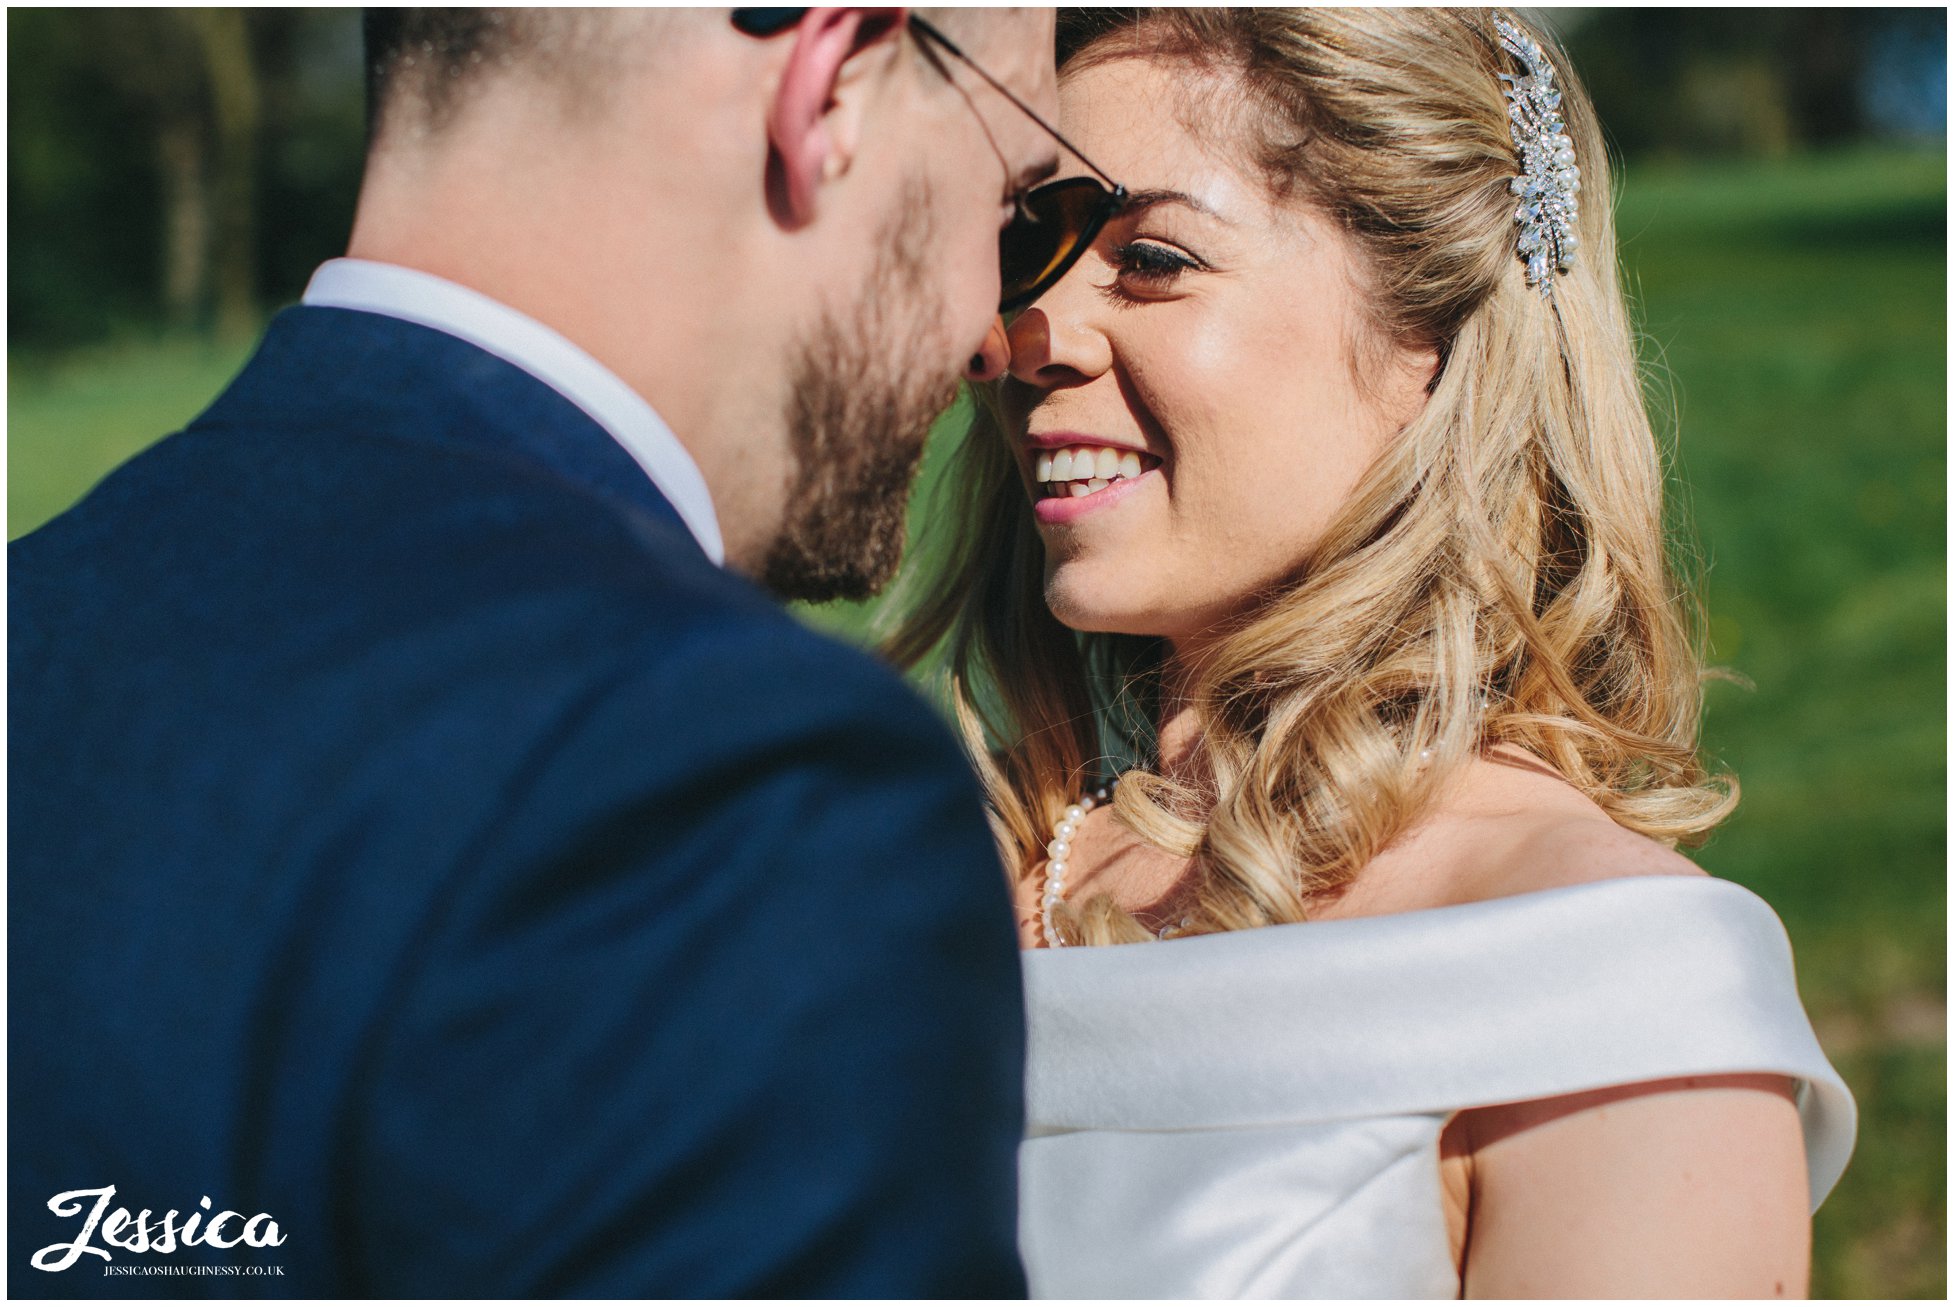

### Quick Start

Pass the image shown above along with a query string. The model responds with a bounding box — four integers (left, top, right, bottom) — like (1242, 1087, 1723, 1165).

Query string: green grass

(1609, 146, 1946, 1298)
(8, 335, 259, 538)
(9, 145, 1943, 1298)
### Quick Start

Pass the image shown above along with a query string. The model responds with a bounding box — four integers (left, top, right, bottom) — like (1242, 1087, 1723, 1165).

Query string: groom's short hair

(363, 7, 1008, 146)
(362, 8, 670, 143)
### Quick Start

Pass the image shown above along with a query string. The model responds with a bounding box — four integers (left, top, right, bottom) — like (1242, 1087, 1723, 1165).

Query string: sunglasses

(732, 8, 1127, 312)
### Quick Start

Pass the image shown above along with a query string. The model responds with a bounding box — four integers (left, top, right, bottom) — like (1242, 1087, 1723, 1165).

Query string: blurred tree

(189, 8, 263, 340)
(1541, 8, 1942, 161)
(7, 9, 1942, 353)
(81, 10, 238, 332)
(1860, 9, 1949, 138)
(10, 9, 172, 345)
(7, 7, 360, 350)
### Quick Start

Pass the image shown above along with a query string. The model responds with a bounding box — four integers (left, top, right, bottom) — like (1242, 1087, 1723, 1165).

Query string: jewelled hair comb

(1495, 14, 1580, 296)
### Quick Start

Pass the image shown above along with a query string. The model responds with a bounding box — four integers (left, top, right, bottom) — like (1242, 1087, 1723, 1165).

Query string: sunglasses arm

(906, 16, 1124, 192)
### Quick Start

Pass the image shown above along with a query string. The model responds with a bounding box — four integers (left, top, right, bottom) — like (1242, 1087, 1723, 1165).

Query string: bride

(890, 8, 1854, 1298)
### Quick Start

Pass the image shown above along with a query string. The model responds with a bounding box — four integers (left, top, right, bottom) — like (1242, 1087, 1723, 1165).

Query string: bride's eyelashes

(1104, 239, 1206, 300)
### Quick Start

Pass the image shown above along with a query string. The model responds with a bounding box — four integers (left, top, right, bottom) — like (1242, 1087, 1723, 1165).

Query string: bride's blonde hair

(884, 8, 1737, 945)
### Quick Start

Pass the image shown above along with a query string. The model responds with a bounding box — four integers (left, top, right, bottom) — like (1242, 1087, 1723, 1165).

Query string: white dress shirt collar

(302, 258, 725, 566)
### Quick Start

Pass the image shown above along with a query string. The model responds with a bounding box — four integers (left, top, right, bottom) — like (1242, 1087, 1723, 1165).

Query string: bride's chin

(1044, 577, 1246, 649)
(1047, 609, 1144, 637)
(1042, 578, 1167, 639)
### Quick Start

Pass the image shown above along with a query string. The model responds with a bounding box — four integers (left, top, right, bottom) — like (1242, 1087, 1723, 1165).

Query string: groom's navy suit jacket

(9, 307, 1028, 1297)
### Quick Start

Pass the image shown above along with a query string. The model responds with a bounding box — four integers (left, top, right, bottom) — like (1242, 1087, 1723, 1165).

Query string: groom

(10, 8, 1051, 1297)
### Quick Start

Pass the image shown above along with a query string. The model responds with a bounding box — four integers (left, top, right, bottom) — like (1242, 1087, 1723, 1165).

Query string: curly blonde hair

(884, 8, 1736, 946)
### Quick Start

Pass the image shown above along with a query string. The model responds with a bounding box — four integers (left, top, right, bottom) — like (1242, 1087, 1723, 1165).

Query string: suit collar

(300, 260, 724, 565)
(195, 306, 711, 557)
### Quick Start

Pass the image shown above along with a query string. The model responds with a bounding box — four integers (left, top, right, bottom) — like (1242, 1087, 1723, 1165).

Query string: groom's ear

(765, 8, 908, 228)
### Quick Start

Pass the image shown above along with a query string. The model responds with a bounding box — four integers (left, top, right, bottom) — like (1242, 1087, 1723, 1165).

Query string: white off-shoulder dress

(1018, 876, 1856, 1299)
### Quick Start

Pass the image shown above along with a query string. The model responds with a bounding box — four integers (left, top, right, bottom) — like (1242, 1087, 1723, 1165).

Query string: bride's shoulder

(1478, 797, 1707, 899)
(1345, 748, 1708, 918)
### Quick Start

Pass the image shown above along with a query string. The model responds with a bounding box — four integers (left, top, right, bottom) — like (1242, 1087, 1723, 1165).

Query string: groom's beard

(761, 180, 963, 604)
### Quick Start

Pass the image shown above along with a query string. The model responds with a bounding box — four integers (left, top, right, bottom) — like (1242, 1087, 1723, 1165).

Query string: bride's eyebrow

(1121, 188, 1234, 224)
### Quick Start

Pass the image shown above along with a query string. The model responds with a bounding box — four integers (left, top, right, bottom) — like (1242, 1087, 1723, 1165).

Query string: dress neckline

(1024, 870, 1763, 959)
(1021, 873, 1855, 1211)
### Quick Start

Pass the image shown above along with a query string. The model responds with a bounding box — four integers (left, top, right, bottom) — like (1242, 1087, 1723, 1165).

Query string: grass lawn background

(9, 145, 1944, 1299)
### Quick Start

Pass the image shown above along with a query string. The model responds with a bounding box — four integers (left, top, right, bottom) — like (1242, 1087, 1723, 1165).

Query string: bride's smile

(1002, 56, 1434, 646)
(1024, 432, 1163, 522)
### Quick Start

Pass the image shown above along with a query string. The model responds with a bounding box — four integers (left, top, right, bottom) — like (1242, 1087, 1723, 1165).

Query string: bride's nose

(964, 317, 1011, 384)
(1005, 303, 1113, 389)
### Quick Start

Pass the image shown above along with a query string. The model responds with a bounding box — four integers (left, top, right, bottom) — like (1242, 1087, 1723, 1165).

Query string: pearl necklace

(1038, 747, 1441, 947)
(1038, 776, 1193, 948)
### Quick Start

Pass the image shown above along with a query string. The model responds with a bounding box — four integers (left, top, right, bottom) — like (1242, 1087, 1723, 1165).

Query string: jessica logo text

(31, 1186, 286, 1272)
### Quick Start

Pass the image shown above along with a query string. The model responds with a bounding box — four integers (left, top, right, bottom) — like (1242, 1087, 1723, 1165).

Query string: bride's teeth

(1033, 443, 1156, 500)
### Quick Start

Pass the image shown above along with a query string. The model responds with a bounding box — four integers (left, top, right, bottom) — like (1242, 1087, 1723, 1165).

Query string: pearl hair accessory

(1495, 14, 1581, 296)
(1039, 776, 1192, 948)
